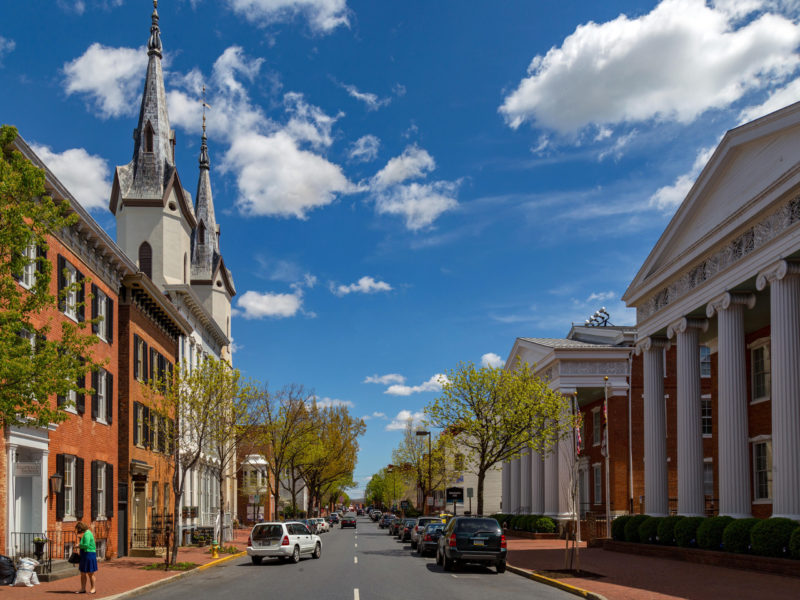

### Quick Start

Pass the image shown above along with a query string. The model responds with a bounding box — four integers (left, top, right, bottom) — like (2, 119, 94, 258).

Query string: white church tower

(109, 0, 195, 290)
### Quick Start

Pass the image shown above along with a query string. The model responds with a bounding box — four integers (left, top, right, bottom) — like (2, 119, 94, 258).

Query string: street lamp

(416, 430, 432, 515)
(387, 464, 397, 511)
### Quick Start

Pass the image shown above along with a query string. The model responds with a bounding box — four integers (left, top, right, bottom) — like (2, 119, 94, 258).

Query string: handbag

(68, 551, 80, 565)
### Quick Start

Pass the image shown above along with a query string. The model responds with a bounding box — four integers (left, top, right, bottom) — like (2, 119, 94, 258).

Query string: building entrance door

(14, 476, 34, 533)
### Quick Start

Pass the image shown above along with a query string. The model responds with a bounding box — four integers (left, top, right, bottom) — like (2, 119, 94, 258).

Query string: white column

(520, 451, 532, 513)
(40, 450, 49, 534)
(544, 440, 559, 517)
(668, 318, 707, 517)
(501, 460, 511, 513)
(6, 444, 17, 555)
(510, 458, 521, 513)
(757, 260, 800, 520)
(558, 425, 574, 520)
(639, 337, 669, 516)
(531, 451, 545, 514)
(707, 292, 754, 518)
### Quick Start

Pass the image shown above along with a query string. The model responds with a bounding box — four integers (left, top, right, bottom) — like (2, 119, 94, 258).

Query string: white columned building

(623, 100, 800, 521)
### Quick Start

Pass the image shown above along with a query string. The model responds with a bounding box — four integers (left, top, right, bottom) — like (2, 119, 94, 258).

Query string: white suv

(247, 521, 322, 565)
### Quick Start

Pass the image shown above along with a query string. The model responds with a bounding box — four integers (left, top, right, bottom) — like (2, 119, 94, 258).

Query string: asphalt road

(136, 517, 573, 600)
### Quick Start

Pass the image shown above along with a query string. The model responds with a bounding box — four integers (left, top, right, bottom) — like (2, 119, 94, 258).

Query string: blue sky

(3, 0, 800, 497)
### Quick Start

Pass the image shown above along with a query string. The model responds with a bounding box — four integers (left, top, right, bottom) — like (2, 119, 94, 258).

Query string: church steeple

(129, 0, 174, 197)
(192, 96, 221, 278)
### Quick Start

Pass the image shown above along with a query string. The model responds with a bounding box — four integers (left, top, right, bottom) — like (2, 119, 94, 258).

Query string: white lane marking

(354, 543, 358, 548)
(354, 589, 360, 600)
(354, 556, 358, 564)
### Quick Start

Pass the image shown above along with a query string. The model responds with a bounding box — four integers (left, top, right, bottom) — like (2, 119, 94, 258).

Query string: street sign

(466, 487, 473, 498)
(446, 487, 464, 502)
(400, 500, 409, 509)
(426, 497, 434, 506)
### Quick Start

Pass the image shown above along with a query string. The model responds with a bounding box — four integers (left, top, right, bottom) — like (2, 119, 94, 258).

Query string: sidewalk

(1, 530, 250, 599)
(506, 537, 800, 600)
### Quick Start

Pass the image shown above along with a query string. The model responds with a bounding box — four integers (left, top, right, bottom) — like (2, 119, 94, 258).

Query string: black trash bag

(0, 555, 16, 586)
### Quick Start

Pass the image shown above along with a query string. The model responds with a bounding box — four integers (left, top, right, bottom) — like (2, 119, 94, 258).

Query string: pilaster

(637, 337, 669, 516)
(520, 450, 532, 513)
(531, 451, 545, 514)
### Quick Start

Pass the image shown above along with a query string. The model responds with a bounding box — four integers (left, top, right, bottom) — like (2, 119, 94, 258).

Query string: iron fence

(8, 522, 109, 574)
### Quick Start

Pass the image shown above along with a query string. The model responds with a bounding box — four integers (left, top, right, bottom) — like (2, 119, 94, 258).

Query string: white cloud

(349, 135, 380, 162)
(57, 0, 86, 14)
(315, 397, 355, 409)
(283, 91, 341, 148)
(228, 0, 349, 33)
(499, 0, 800, 135)
(385, 374, 448, 396)
(481, 353, 504, 368)
(235, 289, 303, 318)
(738, 76, 800, 123)
(372, 145, 435, 189)
(30, 144, 111, 211)
(587, 291, 616, 303)
(342, 83, 390, 110)
(649, 145, 716, 211)
(63, 43, 146, 118)
(361, 411, 387, 420)
(333, 276, 393, 297)
(363, 374, 406, 385)
(373, 181, 459, 231)
(0, 36, 15, 65)
(385, 410, 425, 431)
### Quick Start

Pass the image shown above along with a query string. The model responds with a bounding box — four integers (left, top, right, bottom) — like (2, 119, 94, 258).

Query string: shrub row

(489, 514, 556, 533)
(610, 515, 800, 559)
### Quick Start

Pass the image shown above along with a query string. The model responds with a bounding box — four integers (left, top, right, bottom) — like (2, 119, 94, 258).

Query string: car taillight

(281, 535, 290, 546)
(500, 534, 507, 549)
(424, 534, 432, 541)
(449, 533, 456, 547)
(247, 535, 252, 546)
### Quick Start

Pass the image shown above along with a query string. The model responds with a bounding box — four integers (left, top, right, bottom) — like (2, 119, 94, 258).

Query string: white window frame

(97, 463, 106, 520)
(700, 346, 711, 378)
(64, 262, 78, 320)
(592, 463, 602, 504)
(749, 338, 771, 404)
(96, 289, 108, 341)
(64, 456, 76, 518)
(703, 458, 714, 497)
(752, 437, 772, 503)
(96, 369, 107, 423)
(701, 394, 712, 437)
(136, 404, 144, 447)
(136, 338, 145, 382)
(21, 243, 37, 289)
(592, 408, 601, 446)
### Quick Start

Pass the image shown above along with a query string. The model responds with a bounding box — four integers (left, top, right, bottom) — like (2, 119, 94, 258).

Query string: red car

(341, 513, 357, 528)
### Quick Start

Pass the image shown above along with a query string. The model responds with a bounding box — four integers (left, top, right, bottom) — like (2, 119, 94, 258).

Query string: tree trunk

(477, 468, 486, 516)
(170, 465, 184, 565)
(217, 471, 225, 543)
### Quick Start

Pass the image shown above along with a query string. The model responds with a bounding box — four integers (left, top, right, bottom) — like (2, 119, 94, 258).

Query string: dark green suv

(436, 517, 506, 573)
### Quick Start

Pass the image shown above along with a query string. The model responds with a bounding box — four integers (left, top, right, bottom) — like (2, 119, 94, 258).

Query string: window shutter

(91, 371, 99, 420)
(106, 372, 113, 425)
(143, 342, 149, 381)
(76, 369, 86, 415)
(75, 457, 84, 520)
(105, 463, 114, 519)
(76, 269, 85, 322)
(150, 348, 157, 383)
(36, 243, 47, 275)
(133, 334, 140, 380)
(91, 284, 99, 333)
(91, 460, 98, 521)
(56, 454, 65, 521)
(168, 418, 175, 454)
(107, 298, 114, 344)
(133, 402, 140, 446)
(159, 416, 167, 453)
(143, 405, 151, 449)
(57, 255, 66, 312)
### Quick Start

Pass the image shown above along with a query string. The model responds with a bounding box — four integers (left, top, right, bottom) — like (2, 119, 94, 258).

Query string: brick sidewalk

(1, 529, 250, 599)
(506, 537, 800, 600)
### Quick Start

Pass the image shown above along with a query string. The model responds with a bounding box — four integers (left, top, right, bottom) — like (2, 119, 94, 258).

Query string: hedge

(656, 516, 684, 546)
(697, 516, 733, 551)
(722, 518, 759, 554)
(638, 516, 663, 544)
(535, 516, 556, 533)
(790, 526, 800, 560)
(675, 516, 705, 548)
(750, 518, 799, 558)
(611, 515, 632, 541)
(624, 515, 651, 543)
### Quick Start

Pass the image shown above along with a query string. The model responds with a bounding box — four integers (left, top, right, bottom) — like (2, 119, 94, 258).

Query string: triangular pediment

(625, 100, 800, 304)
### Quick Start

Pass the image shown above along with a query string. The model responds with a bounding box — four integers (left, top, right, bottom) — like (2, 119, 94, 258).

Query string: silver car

(247, 521, 322, 564)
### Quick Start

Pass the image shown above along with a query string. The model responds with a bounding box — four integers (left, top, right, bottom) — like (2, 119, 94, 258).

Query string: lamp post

(416, 430, 432, 515)
(387, 464, 397, 512)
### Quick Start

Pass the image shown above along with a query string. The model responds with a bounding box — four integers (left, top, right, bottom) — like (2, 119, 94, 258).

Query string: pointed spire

(199, 85, 210, 170)
(192, 90, 220, 279)
(148, 0, 162, 57)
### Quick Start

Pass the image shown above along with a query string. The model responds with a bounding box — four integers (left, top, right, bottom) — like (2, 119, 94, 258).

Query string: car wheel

(410, 541, 417, 549)
(313, 543, 322, 559)
(291, 545, 301, 564)
(251, 556, 262, 565)
(443, 553, 454, 571)
(496, 561, 506, 574)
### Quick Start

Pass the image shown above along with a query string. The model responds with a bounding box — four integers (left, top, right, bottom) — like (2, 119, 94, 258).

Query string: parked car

(299, 519, 319, 534)
(436, 517, 506, 573)
(247, 521, 322, 565)
(378, 513, 395, 528)
(410, 517, 446, 549)
(341, 512, 358, 528)
(388, 517, 403, 535)
(370, 510, 382, 521)
(329, 513, 340, 525)
(399, 518, 417, 542)
(312, 518, 329, 533)
(417, 523, 445, 556)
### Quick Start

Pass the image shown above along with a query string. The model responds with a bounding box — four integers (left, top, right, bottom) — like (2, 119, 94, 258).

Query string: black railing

(8, 524, 108, 574)
(131, 528, 169, 549)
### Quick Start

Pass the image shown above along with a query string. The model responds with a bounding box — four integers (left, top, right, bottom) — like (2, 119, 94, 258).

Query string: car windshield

(456, 518, 501, 534)
(426, 524, 444, 532)
(252, 524, 283, 540)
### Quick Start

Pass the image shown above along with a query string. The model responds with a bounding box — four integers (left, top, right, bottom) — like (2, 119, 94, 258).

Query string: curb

(103, 551, 247, 600)
(507, 564, 608, 600)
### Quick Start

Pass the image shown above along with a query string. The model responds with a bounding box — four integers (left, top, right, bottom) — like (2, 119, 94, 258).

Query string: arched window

(198, 222, 206, 245)
(183, 253, 188, 283)
(144, 122, 154, 153)
(139, 242, 153, 279)
(227, 317, 230, 338)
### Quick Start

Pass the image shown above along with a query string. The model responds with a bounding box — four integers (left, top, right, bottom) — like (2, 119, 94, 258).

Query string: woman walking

(75, 522, 97, 594)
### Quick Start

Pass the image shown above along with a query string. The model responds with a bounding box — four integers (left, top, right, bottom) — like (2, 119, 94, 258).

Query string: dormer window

(198, 222, 206, 245)
(144, 122, 154, 153)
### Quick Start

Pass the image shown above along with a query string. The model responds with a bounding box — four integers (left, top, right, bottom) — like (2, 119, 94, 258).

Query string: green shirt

(79, 530, 96, 553)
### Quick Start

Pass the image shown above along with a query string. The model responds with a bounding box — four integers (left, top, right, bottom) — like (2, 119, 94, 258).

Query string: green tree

(0, 124, 99, 427)
(391, 422, 453, 514)
(426, 361, 575, 515)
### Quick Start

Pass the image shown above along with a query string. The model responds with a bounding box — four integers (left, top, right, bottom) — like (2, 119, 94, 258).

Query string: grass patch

(217, 545, 240, 554)
(141, 562, 198, 571)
